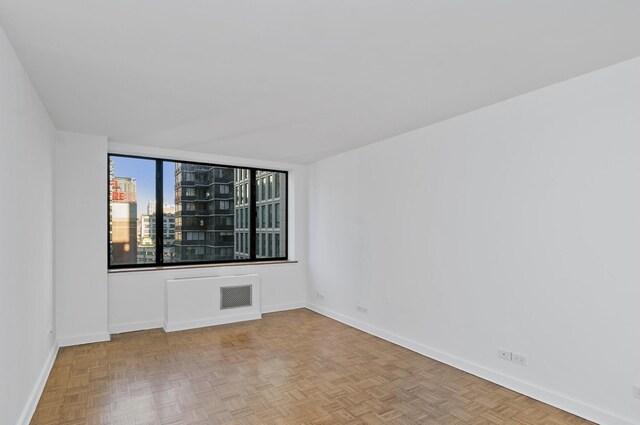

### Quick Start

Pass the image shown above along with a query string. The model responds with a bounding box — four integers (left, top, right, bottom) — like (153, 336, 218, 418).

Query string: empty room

(0, 1, 638, 424)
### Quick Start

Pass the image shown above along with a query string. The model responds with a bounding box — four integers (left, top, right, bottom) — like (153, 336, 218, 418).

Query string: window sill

(108, 260, 299, 274)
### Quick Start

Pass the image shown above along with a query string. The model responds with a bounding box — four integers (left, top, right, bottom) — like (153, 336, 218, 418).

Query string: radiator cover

(164, 274, 261, 332)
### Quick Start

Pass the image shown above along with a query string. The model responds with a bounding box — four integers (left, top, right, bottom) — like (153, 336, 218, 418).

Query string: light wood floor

(31, 309, 594, 425)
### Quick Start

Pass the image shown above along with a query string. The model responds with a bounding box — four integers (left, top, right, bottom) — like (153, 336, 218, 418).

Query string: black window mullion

(284, 171, 288, 260)
(249, 169, 256, 260)
(155, 160, 163, 266)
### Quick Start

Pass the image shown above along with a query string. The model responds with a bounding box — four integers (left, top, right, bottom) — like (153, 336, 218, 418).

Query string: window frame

(107, 153, 289, 270)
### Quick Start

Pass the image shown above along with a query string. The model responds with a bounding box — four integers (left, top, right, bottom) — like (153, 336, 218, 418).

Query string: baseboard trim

(109, 320, 164, 334)
(306, 303, 636, 425)
(164, 313, 262, 332)
(107, 302, 306, 335)
(262, 300, 306, 314)
(17, 341, 59, 425)
(57, 332, 111, 347)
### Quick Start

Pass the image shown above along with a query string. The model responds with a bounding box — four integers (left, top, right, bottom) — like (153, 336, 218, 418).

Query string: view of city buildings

(109, 157, 286, 266)
(255, 170, 287, 259)
(109, 159, 138, 265)
(173, 163, 236, 261)
(137, 201, 176, 263)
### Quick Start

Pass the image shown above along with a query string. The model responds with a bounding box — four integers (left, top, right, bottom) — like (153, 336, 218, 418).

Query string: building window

(108, 155, 288, 269)
(262, 206, 267, 228)
(257, 233, 261, 256)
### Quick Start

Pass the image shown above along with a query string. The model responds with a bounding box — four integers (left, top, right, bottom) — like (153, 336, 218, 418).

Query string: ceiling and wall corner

(0, 1, 639, 163)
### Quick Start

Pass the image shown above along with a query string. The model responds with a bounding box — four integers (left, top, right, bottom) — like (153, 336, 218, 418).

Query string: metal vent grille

(220, 285, 252, 310)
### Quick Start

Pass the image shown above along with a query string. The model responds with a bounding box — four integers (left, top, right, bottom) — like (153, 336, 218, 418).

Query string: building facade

(109, 158, 138, 265)
(174, 163, 235, 262)
(254, 171, 286, 259)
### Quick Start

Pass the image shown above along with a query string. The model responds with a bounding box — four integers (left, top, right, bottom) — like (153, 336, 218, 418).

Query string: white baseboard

(262, 300, 306, 314)
(109, 320, 164, 334)
(163, 312, 261, 332)
(17, 342, 59, 425)
(107, 301, 306, 335)
(57, 332, 111, 347)
(306, 303, 636, 425)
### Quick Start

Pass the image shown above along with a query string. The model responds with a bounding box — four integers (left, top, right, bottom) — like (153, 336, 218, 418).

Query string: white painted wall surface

(55, 131, 109, 346)
(307, 58, 640, 425)
(107, 143, 308, 333)
(0, 26, 57, 425)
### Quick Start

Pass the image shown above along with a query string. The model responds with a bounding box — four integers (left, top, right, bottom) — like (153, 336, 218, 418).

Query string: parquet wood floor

(31, 309, 595, 425)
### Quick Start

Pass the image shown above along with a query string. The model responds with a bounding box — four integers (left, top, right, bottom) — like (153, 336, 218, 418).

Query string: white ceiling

(1, 1, 639, 163)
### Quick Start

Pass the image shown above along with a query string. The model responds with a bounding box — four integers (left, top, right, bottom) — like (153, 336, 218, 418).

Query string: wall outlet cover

(497, 349, 512, 361)
(512, 353, 527, 366)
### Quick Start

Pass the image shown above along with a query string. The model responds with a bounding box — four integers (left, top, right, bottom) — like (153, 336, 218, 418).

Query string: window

(109, 156, 155, 266)
(257, 178, 262, 202)
(257, 233, 261, 256)
(262, 206, 267, 229)
(108, 155, 288, 269)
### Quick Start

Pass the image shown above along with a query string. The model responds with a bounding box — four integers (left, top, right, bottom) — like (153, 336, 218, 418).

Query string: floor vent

(220, 284, 252, 310)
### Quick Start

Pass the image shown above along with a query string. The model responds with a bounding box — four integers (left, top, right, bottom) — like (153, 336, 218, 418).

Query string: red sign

(112, 192, 125, 201)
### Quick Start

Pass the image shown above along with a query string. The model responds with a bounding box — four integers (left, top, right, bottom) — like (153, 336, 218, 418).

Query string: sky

(110, 156, 177, 216)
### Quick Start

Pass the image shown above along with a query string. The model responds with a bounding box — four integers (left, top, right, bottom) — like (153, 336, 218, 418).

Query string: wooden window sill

(108, 260, 299, 274)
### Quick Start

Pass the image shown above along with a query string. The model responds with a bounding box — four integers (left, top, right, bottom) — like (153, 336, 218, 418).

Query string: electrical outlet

(356, 305, 368, 314)
(48, 328, 53, 335)
(633, 385, 640, 399)
(316, 292, 324, 300)
(497, 349, 512, 361)
(512, 353, 527, 366)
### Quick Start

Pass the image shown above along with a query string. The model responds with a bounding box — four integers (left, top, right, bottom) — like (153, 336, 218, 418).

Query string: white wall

(307, 57, 640, 425)
(107, 143, 307, 333)
(0, 26, 57, 425)
(55, 131, 109, 346)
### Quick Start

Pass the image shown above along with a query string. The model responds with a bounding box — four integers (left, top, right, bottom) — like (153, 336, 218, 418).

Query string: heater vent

(220, 285, 252, 310)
